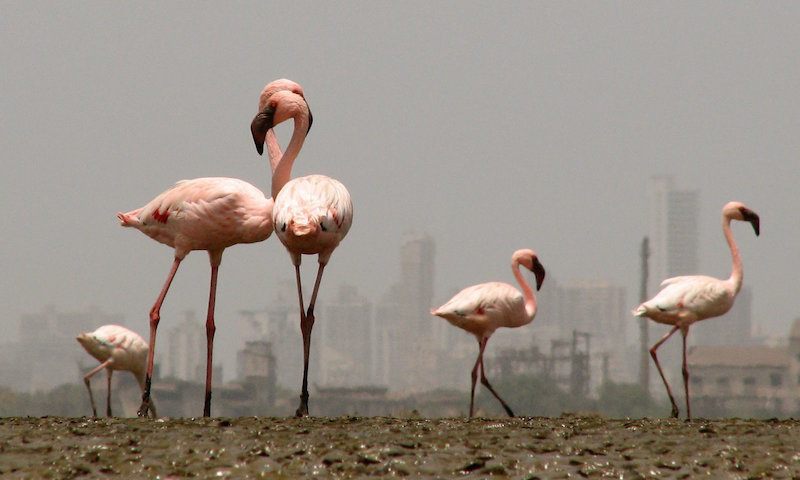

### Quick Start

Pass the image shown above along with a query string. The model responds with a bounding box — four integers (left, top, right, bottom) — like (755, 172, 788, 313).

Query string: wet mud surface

(1, 415, 799, 478)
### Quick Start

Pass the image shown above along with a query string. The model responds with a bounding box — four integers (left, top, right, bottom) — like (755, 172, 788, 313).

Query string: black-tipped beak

(532, 258, 546, 291)
(740, 207, 760, 236)
(250, 106, 276, 155)
(305, 100, 313, 135)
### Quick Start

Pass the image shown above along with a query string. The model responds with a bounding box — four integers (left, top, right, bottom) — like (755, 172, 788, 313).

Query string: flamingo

(431, 249, 545, 418)
(633, 201, 760, 419)
(255, 115, 353, 415)
(76, 325, 156, 417)
(119, 80, 311, 417)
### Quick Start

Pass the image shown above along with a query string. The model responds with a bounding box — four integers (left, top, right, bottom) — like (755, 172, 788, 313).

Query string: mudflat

(1, 415, 799, 478)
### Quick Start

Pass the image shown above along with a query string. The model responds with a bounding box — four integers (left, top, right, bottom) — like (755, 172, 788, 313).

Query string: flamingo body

(431, 282, 528, 338)
(76, 325, 155, 417)
(432, 249, 545, 417)
(273, 174, 353, 261)
(633, 200, 760, 419)
(118, 177, 274, 258)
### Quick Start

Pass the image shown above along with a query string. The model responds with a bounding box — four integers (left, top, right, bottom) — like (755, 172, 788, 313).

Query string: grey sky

(2, 2, 798, 379)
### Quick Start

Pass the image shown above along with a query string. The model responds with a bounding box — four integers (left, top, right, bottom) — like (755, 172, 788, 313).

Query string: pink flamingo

(77, 325, 156, 417)
(120, 81, 311, 417)
(432, 249, 545, 418)
(268, 174, 353, 416)
(634, 201, 760, 419)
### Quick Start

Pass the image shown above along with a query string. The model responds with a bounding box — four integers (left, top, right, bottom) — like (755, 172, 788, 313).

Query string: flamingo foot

(670, 405, 679, 418)
(295, 393, 309, 417)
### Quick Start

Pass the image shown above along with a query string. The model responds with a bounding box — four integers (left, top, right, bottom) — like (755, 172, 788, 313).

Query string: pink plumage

(633, 201, 760, 419)
(77, 324, 155, 417)
(432, 249, 545, 418)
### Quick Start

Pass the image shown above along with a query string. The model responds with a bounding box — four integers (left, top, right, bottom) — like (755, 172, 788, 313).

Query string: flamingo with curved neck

(633, 200, 760, 419)
(431, 248, 546, 417)
(119, 80, 311, 418)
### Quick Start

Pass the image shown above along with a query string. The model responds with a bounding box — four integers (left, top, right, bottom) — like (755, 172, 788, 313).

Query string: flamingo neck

(265, 129, 282, 174)
(271, 116, 308, 199)
(723, 214, 743, 293)
(512, 259, 537, 320)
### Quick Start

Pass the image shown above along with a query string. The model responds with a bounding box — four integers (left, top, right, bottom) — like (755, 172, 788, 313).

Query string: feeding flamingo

(253, 108, 353, 415)
(431, 249, 545, 418)
(77, 325, 156, 417)
(633, 201, 760, 419)
(120, 81, 311, 417)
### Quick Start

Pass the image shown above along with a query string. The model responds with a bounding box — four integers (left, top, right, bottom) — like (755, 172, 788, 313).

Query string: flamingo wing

(645, 275, 732, 319)
(433, 282, 523, 334)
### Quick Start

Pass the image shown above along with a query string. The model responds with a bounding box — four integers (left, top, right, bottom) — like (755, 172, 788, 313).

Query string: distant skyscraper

(377, 233, 438, 392)
(319, 284, 375, 386)
(163, 310, 204, 383)
(649, 176, 700, 284)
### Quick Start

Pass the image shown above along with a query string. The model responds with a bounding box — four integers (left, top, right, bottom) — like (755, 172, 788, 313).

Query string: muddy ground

(1, 415, 799, 478)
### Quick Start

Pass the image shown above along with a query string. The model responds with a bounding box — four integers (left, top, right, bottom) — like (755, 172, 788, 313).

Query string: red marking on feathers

(475, 306, 485, 315)
(153, 209, 170, 224)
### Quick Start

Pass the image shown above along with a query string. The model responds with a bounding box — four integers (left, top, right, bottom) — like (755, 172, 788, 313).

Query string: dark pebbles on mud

(1, 415, 800, 478)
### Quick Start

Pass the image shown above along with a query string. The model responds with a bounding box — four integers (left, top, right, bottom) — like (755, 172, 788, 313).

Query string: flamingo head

(513, 249, 546, 291)
(724, 201, 760, 236)
(251, 89, 313, 155)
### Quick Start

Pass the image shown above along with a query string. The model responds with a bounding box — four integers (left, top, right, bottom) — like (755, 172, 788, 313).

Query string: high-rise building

(163, 310, 205, 383)
(649, 176, 700, 284)
(376, 233, 439, 392)
(318, 284, 375, 386)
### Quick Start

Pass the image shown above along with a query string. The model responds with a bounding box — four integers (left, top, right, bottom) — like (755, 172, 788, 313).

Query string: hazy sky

(2, 2, 798, 378)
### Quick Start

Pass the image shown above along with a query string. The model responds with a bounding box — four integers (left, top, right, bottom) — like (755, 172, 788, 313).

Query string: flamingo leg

(106, 368, 114, 417)
(84, 359, 113, 418)
(681, 327, 691, 420)
(203, 258, 220, 417)
(478, 338, 514, 417)
(649, 325, 681, 418)
(138, 256, 182, 418)
(293, 263, 312, 417)
(469, 344, 482, 418)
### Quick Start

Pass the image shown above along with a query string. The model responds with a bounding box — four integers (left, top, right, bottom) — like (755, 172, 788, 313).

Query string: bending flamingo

(432, 249, 545, 418)
(633, 201, 760, 419)
(120, 81, 311, 417)
(254, 109, 353, 415)
(77, 325, 156, 417)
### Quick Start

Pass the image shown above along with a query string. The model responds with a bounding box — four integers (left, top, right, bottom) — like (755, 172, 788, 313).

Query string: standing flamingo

(120, 81, 311, 417)
(633, 201, 760, 419)
(431, 249, 545, 418)
(77, 325, 156, 417)
(256, 119, 353, 415)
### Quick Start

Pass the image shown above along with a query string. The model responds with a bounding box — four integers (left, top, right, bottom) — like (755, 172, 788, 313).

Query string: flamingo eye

(281, 223, 286, 232)
(321, 223, 328, 232)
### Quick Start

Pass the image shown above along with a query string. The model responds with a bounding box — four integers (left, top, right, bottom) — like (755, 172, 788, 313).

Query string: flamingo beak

(250, 105, 276, 155)
(740, 207, 760, 236)
(532, 258, 546, 291)
(305, 100, 313, 134)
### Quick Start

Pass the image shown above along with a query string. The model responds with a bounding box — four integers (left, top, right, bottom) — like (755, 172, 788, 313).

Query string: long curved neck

(271, 117, 308, 199)
(512, 259, 537, 320)
(265, 129, 282, 174)
(723, 214, 743, 293)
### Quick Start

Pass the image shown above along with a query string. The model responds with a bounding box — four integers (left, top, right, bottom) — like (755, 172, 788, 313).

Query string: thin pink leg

(106, 368, 114, 417)
(478, 338, 514, 417)
(469, 343, 482, 418)
(203, 263, 219, 417)
(650, 325, 681, 418)
(294, 263, 310, 417)
(138, 257, 181, 418)
(84, 359, 113, 418)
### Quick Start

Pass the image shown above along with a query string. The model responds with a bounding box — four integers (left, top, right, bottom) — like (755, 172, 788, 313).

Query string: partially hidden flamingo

(633, 201, 760, 419)
(252, 103, 353, 417)
(431, 249, 546, 418)
(119, 80, 311, 417)
(76, 324, 156, 418)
